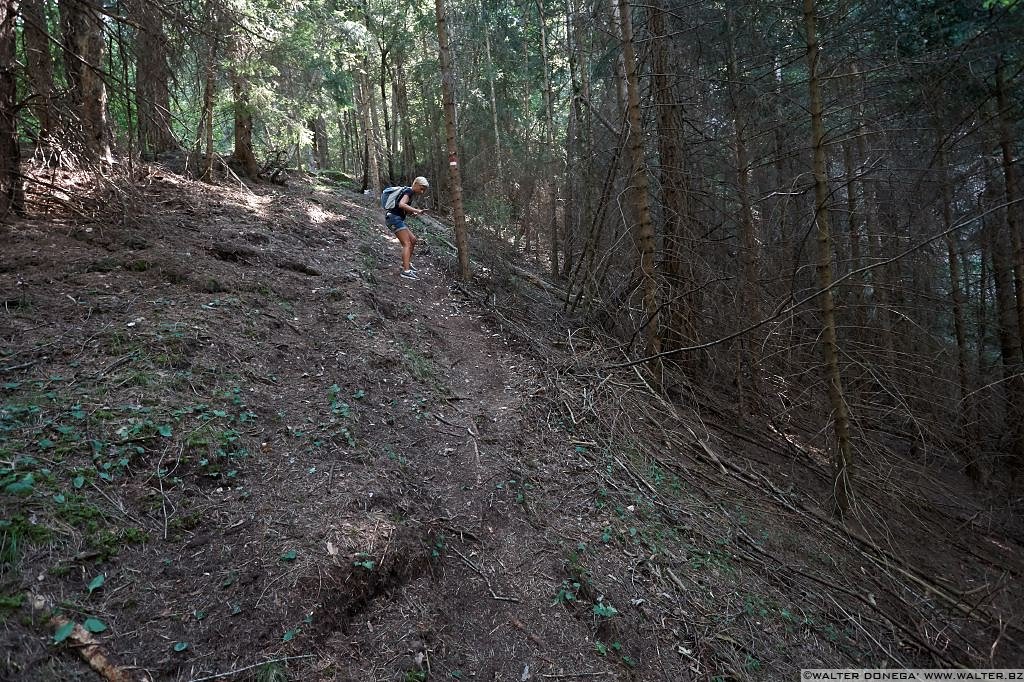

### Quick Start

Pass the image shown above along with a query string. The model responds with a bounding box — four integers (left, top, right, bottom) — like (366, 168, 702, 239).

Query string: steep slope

(1, 169, 1021, 681)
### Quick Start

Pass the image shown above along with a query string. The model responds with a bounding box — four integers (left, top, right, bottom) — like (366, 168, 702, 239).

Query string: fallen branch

(188, 654, 317, 682)
(29, 594, 150, 682)
(450, 547, 520, 603)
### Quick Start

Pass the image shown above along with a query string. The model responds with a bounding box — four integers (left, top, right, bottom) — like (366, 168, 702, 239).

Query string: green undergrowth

(560, 440, 856, 676)
(0, 367, 263, 570)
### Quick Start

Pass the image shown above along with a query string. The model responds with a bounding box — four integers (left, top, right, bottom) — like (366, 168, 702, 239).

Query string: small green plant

(328, 384, 350, 416)
(353, 554, 375, 571)
(553, 580, 581, 605)
(87, 574, 105, 595)
(401, 346, 433, 381)
(743, 594, 769, 618)
(386, 448, 408, 467)
(124, 259, 152, 272)
(255, 662, 288, 682)
(0, 592, 24, 619)
(254, 662, 288, 682)
(430, 535, 446, 559)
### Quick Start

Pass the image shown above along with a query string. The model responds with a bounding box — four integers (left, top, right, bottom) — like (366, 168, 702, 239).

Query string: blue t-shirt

(393, 187, 415, 219)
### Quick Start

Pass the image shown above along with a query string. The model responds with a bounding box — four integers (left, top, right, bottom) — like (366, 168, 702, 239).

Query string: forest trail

(2, 171, 1022, 681)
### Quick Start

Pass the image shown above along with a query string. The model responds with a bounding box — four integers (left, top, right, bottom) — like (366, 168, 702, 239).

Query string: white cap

(413, 176, 429, 188)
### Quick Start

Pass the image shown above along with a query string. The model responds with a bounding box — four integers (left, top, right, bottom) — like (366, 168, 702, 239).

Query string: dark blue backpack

(381, 186, 408, 211)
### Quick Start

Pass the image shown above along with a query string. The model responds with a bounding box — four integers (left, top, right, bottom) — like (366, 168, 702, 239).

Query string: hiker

(384, 176, 429, 280)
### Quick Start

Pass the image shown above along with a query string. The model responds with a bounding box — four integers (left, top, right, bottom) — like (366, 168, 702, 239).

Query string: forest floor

(1, 164, 1023, 682)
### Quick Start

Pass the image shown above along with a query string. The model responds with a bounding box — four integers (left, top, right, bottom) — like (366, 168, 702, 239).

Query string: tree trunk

(200, 21, 217, 181)
(986, 177, 1024, 473)
(230, 70, 259, 179)
(365, 57, 384, 190)
(63, 0, 111, 162)
(436, 0, 471, 280)
(418, 30, 444, 202)
(339, 110, 348, 174)
(376, 46, 394, 184)
(977, 222, 989, 384)
(726, 8, 760, 402)
(434, 0, 471, 281)
(0, 0, 22, 219)
(609, 0, 626, 123)
(805, 0, 853, 517)
(649, 0, 694, 356)
(617, 0, 660, 359)
(996, 57, 1024, 364)
(862, 148, 893, 357)
(312, 116, 329, 170)
(536, 0, 559, 278)
(842, 137, 864, 333)
(939, 144, 976, 479)
(562, 0, 581, 278)
(356, 74, 381, 195)
(131, 0, 175, 157)
(22, 0, 57, 141)
(395, 48, 415, 179)
(483, 8, 503, 188)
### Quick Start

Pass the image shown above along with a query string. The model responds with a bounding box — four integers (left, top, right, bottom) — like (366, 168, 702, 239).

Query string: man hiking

(383, 176, 429, 280)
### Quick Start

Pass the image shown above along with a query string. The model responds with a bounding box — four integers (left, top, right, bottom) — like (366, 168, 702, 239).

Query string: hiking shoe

(409, 263, 418, 272)
(400, 269, 419, 280)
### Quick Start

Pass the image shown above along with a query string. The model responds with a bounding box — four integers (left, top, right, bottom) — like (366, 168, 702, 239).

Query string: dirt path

(301, 222, 630, 680)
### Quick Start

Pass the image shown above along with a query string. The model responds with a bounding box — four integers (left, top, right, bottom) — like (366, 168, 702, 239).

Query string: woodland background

(2, 0, 1024, 511)
(2, 0, 1024, 678)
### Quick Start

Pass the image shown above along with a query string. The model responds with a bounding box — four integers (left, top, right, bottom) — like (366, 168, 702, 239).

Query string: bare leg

(396, 228, 416, 271)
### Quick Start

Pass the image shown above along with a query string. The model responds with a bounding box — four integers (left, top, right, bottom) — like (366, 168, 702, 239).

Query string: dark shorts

(385, 212, 409, 233)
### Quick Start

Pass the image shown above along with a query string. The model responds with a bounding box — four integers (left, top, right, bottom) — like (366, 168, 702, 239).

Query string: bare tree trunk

(64, 0, 111, 162)
(725, 8, 760, 403)
(609, 0, 626, 122)
(418, 31, 444, 202)
(230, 69, 259, 179)
(562, 0, 581, 277)
(805, 0, 853, 517)
(356, 74, 381, 195)
(938, 144, 976, 479)
(649, 0, 694, 356)
(842, 138, 865, 333)
(312, 116, 329, 170)
(434, 0, 471, 281)
(0, 0, 22, 219)
(365, 57, 384, 189)
(483, 8, 503, 187)
(862, 158, 893, 357)
(339, 110, 348, 174)
(200, 21, 217, 181)
(536, 0, 559, 278)
(977, 224, 990, 384)
(395, 48, 415, 179)
(986, 178, 1024, 473)
(376, 47, 394, 184)
(22, 0, 57, 141)
(996, 57, 1024, 360)
(131, 0, 175, 157)
(617, 0, 660, 359)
